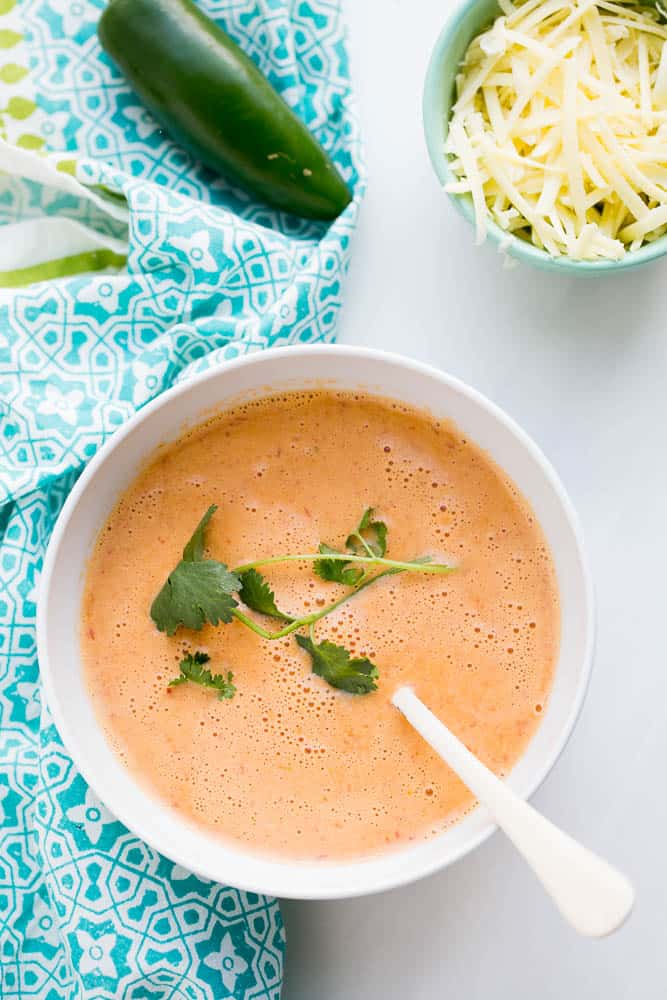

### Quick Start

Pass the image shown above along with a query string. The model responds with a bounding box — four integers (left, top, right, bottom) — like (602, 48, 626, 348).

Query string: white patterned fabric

(0, 1, 364, 996)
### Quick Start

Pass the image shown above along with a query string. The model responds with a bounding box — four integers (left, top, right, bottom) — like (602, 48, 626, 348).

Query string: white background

(282, 0, 665, 996)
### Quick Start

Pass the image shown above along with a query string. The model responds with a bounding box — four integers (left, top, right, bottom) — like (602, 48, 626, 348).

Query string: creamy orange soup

(81, 391, 559, 860)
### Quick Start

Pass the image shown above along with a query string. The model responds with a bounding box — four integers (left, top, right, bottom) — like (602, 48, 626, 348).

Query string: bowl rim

(422, 0, 667, 273)
(37, 344, 596, 899)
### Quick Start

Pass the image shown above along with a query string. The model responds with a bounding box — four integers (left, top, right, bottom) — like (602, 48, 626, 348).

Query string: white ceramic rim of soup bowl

(37, 344, 594, 900)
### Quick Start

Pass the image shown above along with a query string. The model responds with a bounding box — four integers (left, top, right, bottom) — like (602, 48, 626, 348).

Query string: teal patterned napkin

(0, 2, 363, 997)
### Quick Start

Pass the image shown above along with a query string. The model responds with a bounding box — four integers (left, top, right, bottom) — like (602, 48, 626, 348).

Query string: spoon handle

(392, 686, 634, 938)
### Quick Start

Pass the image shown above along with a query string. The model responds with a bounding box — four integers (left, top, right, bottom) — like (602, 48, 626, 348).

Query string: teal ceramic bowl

(423, 0, 667, 274)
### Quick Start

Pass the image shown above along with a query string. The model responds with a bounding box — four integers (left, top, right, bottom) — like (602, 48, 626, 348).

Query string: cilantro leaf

(239, 569, 293, 621)
(150, 507, 240, 635)
(183, 505, 216, 561)
(169, 651, 236, 700)
(314, 543, 364, 585)
(151, 562, 240, 634)
(295, 634, 379, 694)
(314, 508, 388, 584)
(346, 507, 387, 558)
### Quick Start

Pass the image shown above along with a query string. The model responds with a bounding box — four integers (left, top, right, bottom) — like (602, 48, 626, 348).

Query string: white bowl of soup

(37, 345, 593, 899)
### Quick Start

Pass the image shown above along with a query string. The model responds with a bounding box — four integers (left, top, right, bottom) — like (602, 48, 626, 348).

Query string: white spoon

(392, 686, 634, 938)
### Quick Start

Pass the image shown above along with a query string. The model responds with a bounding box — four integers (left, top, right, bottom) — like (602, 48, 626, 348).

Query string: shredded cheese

(446, 0, 667, 260)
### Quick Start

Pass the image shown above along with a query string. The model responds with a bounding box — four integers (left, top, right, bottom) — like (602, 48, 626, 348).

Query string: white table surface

(281, 1, 665, 996)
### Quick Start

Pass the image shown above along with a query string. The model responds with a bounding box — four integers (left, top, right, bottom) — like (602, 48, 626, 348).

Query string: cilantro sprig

(151, 506, 453, 699)
(169, 651, 236, 700)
